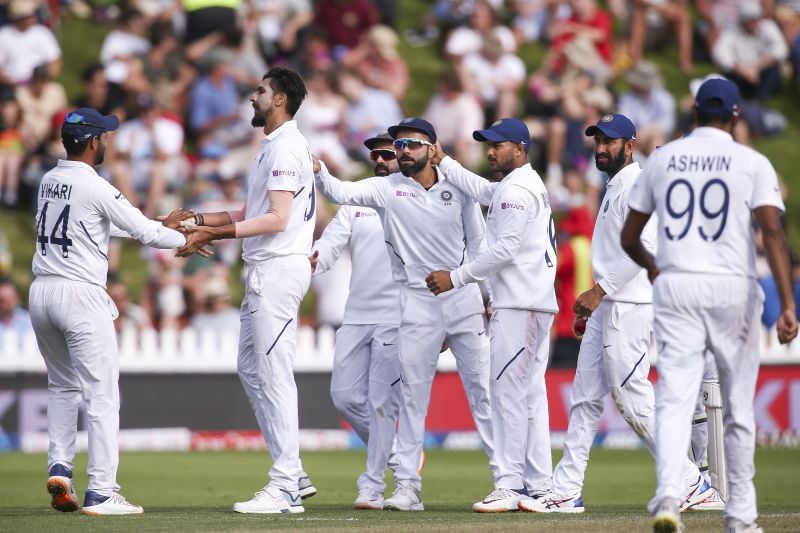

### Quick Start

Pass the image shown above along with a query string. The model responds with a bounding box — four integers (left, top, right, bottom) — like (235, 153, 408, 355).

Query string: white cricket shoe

(518, 491, 585, 513)
(47, 463, 78, 513)
(653, 499, 683, 533)
(680, 477, 715, 511)
(81, 491, 143, 515)
(233, 485, 304, 514)
(724, 517, 763, 533)
(353, 488, 384, 510)
(472, 488, 529, 513)
(687, 487, 725, 511)
(298, 472, 317, 500)
(384, 485, 424, 511)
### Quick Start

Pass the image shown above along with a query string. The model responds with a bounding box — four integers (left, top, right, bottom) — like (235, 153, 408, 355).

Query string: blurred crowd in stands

(0, 0, 799, 365)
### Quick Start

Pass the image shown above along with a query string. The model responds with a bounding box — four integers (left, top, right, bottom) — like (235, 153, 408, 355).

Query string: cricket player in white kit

(518, 114, 716, 515)
(310, 132, 403, 510)
(31, 108, 190, 515)
(178, 67, 319, 514)
(426, 118, 558, 512)
(313, 118, 495, 511)
(621, 79, 798, 533)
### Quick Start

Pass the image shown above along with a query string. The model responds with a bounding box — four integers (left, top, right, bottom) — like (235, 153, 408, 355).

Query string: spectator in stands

(99, 8, 151, 91)
(423, 70, 484, 169)
(182, 0, 240, 44)
(107, 276, 152, 335)
(444, 0, 517, 60)
(73, 63, 125, 119)
(544, 0, 613, 82)
(511, 0, 555, 46)
(112, 93, 188, 217)
(461, 33, 526, 123)
(0, 277, 32, 350)
(135, 20, 196, 114)
(334, 66, 402, 158)
(21, 110, 66, 207)
(0, 0, 62, 89)
(250, 0, 313, 63)
(342, 24, 409, 101)
(221, 26, 270, 97)
(189, 276, 239, 332)
(15, 64, 68, 152)
(696, 0, 749, 54)
(313, 0, 379, 53)
(618, 61, 676, 156)
(775, 1, 800, 87)
(0, 98, 23, 206)
(712, 1, 789, 101)
(627, 0, 693, 73)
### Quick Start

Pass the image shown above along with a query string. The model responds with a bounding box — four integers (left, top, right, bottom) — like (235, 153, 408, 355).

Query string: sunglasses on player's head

(392, 138, 432, 151)
(369, 149, 397, 162)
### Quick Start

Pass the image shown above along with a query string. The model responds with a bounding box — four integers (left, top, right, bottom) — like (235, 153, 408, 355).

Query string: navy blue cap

(695, 78, 740, 117)
(61, 108, 120, 144)
(473, 118, 532, 153)
(388, 117, 437, 143)
(585, 113, 636, 140)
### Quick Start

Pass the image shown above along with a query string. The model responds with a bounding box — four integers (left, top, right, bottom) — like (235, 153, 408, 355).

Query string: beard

(374, 163, 390, 176)
(251, 107, 267, 127)
(595, 147, 626, 176)
(399, 152, 428, 177)
(94, 144, 106, 165)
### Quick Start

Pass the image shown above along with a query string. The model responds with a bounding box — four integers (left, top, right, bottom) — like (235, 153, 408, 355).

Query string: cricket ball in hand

(573, 315, 588, 338)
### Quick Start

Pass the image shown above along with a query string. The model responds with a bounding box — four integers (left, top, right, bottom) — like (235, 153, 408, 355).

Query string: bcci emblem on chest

(440, 190, 453, 205)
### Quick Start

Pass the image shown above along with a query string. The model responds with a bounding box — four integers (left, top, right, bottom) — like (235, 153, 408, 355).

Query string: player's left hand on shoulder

(426, 270, 453, 295)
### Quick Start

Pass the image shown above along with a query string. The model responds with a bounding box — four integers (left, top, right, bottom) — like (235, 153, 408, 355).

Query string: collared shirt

(242, 120, 316, 263)
(628, 127, 785, 278)
(438, 157, 558, 312)
(312, 205, 401, 325)
(592, 162, 657, 303)
(32, 160, 185, 288)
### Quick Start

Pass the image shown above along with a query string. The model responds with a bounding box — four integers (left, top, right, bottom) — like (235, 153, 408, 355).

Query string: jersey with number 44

(628, 127, 785, 278)
(32, 159, 185, 288)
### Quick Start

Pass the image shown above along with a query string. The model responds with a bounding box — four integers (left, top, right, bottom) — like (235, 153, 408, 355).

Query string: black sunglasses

(369, 149, 397, 162)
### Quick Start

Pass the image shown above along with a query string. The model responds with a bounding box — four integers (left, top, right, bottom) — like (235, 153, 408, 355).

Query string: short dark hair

(696, 97, 735, 126)
(63, 136, 93, 156)
(81, 62, 104, 83)
(263, 66, 307, 117)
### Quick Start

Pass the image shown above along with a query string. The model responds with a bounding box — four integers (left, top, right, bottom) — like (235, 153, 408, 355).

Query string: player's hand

(309, 250, 319, 273)
(426, 270, 453, 295)
(573, 284, 605, 317)
(176, 226, 215, 257)
(312, 155, 321, 173)
(485, 303, 494, 319)
(572, 315, 588, 338)
(647, 266, 660, 284)
(159, 208, 195, 230)
(776, 308, 798, 345)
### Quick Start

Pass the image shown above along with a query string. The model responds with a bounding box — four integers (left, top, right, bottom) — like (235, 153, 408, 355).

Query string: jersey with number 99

(627, 127, 784, 278)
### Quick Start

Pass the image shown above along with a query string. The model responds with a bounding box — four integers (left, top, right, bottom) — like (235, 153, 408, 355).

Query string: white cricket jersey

(242, 120, 316, 264)
(592, 162, 657, 303)
(32, 159, 186, 288)
(312, 205, 401, 325)
(438, 157, 558, 312)
(628, 127, 785, 278)
(314, 162, 487, 308)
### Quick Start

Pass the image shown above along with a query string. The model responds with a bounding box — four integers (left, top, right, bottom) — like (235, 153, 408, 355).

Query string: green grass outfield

(1, 449, 799, 532)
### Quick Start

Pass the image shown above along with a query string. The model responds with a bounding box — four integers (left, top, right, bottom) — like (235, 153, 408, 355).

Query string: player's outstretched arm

(436, 154, 498, 206)
(755, 205, 798, 344)
(621, 209, 659, 282)
(313, 157, 386, 209)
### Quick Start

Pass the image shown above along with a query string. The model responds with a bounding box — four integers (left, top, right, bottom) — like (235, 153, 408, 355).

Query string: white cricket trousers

(552, 300, 701, 496)
(394, 286, 495, 490)
(490, 308, 553, 492)
(649, 273, 762, 524)
(330, 323, 401, 492)
(29, 277, 121, 496)
(237, 255, 311, 492)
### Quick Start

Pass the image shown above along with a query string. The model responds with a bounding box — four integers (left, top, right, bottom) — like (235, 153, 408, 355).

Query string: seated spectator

(712, 1, 789, 101)
(342, 25, 409, 102)
(696, 0, 749, 55)
(618, 61, 676, 156)
(313, 0, 379, 53)
(628, 0, 693, 73)
(544, 0, 613, 82)
(111, 94, 189, 217)
(21, 110, 66, 203)
(107, 277, 152, 335)
(15, 64, 68, 151)
(423, 70, 484, 169)
(461, 33, 526, 123)
(0, 98, 23, 206)
(250, 0, 313, 63)
(189, 277, 240, 332)
(0, 277, 33, 351)
(775, 2, 800, 87)
(0, 0, 62, 89)
(511, 0, 557, 46)
(405, 0, 480, 48)
(221, 26, 270, 98)
(295, 69, 363, 178)
(444, 0, 517, 60)
(182, 0, 240, 45)
(334, 66, 402, 158)
(73, 63, 125, 119)
(99, 8, 151, 91)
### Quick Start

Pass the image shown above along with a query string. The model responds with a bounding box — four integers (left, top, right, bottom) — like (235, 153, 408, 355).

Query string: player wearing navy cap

(517, 114, 714, 514)
(622, 78, 797, 533)
(428, 117, 557, 512)
(31, 108, 191, 515)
